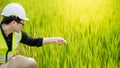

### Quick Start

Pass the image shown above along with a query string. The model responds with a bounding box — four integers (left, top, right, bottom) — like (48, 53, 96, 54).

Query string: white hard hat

(1, 3, 29, 21)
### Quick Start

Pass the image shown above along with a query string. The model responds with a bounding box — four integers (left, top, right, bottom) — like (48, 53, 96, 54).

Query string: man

(0, 3, 67, 68)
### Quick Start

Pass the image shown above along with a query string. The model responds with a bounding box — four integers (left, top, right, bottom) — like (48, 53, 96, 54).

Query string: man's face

(14, 20, 24, 33)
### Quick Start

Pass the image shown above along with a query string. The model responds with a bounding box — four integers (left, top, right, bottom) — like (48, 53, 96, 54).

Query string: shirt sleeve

(20, 31, 43, 47)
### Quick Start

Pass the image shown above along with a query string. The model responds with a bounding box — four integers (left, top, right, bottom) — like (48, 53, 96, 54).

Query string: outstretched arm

(43, 37, 67, 45)
(21, 31, 67, 46)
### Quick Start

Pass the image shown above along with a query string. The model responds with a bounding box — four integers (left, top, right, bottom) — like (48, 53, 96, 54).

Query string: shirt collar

(0, 24, 12, 38)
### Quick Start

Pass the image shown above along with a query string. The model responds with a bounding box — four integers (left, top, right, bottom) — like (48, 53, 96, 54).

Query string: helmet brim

(22, 18, 29, 21)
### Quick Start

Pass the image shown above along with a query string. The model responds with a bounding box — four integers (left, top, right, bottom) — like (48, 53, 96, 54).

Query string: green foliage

(0, 0, 120, 68)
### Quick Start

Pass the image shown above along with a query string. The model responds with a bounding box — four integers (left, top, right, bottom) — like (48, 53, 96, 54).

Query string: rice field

(0, 0, 120, 68)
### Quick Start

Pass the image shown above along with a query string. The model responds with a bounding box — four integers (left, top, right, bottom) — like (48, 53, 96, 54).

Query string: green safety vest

(0, 29, 22, 63)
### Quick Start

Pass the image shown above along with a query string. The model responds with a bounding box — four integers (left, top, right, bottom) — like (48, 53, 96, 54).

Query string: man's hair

(1, 15, 21, 24)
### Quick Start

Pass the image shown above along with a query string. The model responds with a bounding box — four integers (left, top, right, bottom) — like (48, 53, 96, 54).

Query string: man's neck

(1, 24, 13, 37)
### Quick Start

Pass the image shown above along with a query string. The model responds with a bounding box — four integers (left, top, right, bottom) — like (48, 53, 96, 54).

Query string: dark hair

(1, 15, 22, 24)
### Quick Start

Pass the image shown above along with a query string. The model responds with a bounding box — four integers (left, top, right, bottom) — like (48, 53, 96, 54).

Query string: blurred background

(0, 0, 120, 68)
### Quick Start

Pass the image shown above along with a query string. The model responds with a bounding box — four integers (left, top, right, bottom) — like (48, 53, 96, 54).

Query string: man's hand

(54, 37, 67, 45)
(43, 37, 67, 45)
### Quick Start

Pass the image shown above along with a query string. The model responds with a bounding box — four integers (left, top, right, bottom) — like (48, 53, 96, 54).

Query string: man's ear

(11, 20, 17, 26)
